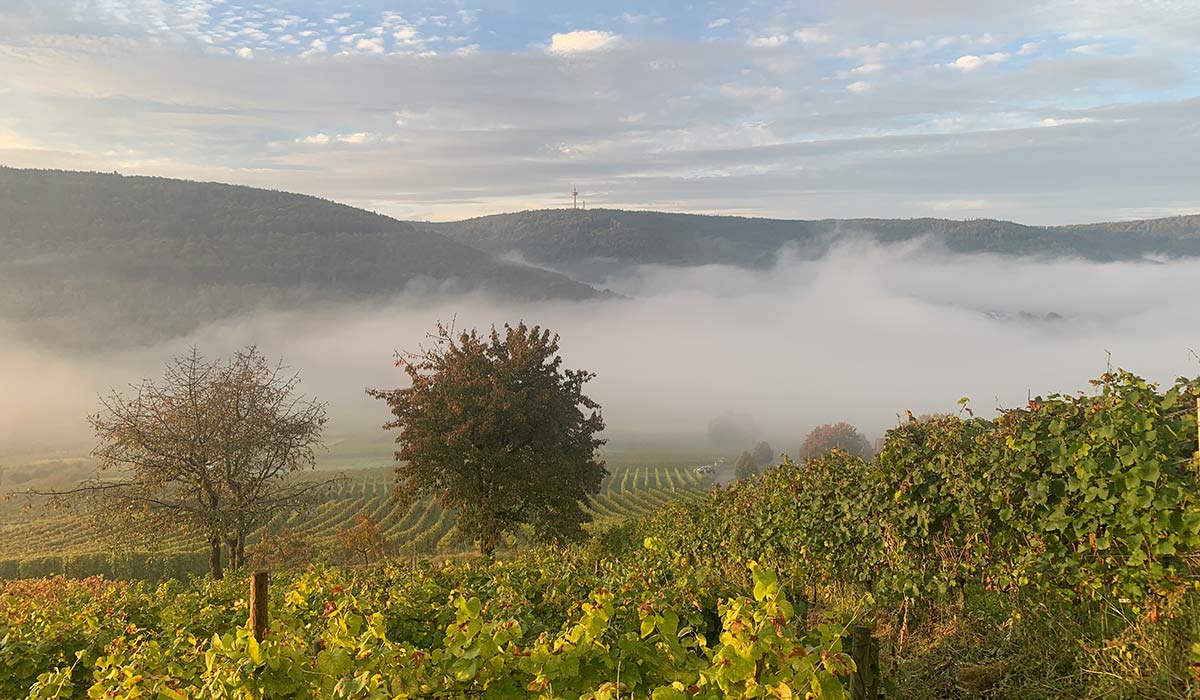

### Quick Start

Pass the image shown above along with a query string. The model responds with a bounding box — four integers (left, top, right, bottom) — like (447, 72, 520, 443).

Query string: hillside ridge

(418, 207, 1200, 276)
(423, 206, 1200, 229)
(0, 168, 597, 348)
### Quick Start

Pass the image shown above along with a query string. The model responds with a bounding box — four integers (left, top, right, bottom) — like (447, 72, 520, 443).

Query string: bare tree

(209, 349, 331, 570)
(51, 348, 331, 579)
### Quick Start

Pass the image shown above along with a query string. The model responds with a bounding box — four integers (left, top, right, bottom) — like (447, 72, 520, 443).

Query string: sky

(0, 0, 1198, 223)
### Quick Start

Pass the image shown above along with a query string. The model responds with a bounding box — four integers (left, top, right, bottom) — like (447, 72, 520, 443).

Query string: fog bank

(2, 241, 1198, 459)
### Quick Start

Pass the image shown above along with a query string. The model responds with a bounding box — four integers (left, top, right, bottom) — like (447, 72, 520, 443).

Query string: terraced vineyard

(0, 463, 712, 579)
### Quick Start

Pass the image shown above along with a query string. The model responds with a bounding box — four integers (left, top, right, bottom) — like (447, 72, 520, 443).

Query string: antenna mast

(572, 185, 578, 210)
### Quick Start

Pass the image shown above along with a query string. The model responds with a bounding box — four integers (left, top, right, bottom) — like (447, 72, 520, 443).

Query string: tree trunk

(478, 530, 498, 557)
(209, 537, 224, 580)
(236, 532, 246, 569)
(227, 537, 239, 570)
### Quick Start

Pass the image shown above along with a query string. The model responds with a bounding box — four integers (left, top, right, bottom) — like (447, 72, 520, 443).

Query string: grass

(809, 583, 1200, 699)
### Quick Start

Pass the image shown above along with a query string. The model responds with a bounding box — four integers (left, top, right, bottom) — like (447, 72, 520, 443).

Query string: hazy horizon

(4, 237, 1197, 461)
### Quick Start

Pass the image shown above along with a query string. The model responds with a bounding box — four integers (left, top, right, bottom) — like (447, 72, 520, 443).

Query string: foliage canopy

(654, 370, 1200, 602)
(798, 422, 872, 461)
(733, 451, 759, 481)
(370, 322, 607, 555)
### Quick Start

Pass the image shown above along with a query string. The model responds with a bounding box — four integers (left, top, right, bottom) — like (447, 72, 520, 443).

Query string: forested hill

(0, 168, 596, 347)
(419, 208, 1200, 277)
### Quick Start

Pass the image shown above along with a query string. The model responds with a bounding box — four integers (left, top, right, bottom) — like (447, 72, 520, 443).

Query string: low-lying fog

(2, 240, 1198, 459)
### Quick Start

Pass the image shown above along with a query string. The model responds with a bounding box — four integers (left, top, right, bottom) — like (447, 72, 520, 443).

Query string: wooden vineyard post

(250, 570, 269, 642)
(849, 625, 879, 700)
(1195, 397, 1200, 472)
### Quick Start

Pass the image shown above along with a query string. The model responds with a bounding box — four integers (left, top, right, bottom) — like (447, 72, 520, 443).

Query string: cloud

(234, 46, 254, 59)
(792, 26, 832, 43)
(748, 34, 790, 48)
(951, 52, 1008, 71)
(1039, 116, 1096, 127)
(0, 125, 32, 149)
(840, 42, 892, 63)
(720, 84, 788, 103)
(354, 37, 384, 54)
(301, 38, 327, 57)
(1044, 0, 1200, 47)
(925, 198, 993, 210)
(295, 132, 375, 145)
(392, 26, 421, 45)
(846, 81, 871, 93)
(548, 30, 620, 55)
(335, 131, 374, 144)
(708, 18, 731, 29)
(952, 55, 985, 71)
(0, 8, 1196, 224)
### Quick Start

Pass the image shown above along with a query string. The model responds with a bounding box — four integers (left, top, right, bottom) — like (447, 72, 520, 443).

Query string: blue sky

(0, 0, 1197, 222)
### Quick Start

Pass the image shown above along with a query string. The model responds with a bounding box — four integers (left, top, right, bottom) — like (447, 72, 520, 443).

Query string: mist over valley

(2, 169, 1197, 463)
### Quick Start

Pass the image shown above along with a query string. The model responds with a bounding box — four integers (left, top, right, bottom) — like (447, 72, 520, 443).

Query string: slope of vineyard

(1, 535, 861, 700)
(3, 369, 1198, 698)
(0, 464, 712, 580)
(641, 369, 1200, 698)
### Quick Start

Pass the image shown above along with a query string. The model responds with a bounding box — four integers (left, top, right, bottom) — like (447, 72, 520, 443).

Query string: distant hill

(7, 168, 1196, 348)
(0, 168, 597, 347)
(420, 209, 1200, 281)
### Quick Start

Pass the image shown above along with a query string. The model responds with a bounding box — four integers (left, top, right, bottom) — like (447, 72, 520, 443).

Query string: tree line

(731, 422, 873, 481)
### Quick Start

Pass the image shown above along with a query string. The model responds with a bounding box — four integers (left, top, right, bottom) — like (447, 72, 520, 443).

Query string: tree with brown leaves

(798, 421, 873, 461)
(369, 322, 606, 556)
(336, 513, 390, 565)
